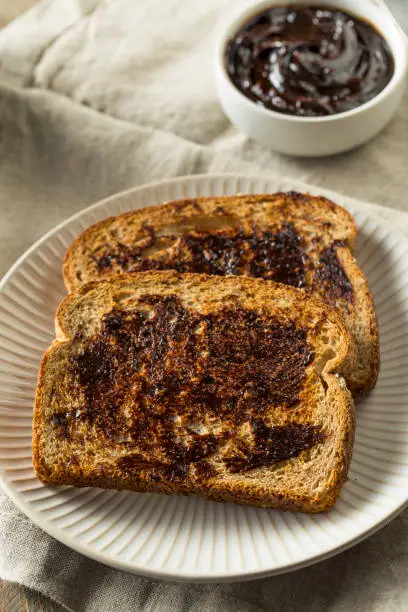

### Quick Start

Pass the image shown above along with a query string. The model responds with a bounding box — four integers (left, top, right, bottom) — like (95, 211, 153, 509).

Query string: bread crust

(33, 272, 355, 512)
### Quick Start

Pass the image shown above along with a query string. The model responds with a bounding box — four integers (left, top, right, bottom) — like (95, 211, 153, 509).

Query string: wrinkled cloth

(0, 1, 408, 610)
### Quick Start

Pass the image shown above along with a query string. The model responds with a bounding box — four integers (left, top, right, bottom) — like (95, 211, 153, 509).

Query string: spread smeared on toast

(224, 420, 326, 473)
(54, 295, 325, 482)
(91, 223, 353, 304)
(314, 242, 353, 304)
(93, 223, 310, 289)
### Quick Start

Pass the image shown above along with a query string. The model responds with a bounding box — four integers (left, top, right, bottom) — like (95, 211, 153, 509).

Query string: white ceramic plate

(0, 174, 407, 582)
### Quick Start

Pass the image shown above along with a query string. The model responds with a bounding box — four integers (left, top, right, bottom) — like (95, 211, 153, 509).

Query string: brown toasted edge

(30, 472, 344, 512)
(63, 192, 358, 291)
(347, 299, 379, 394)
(32, 342, 61, 481)
(335, 247, 379, 394)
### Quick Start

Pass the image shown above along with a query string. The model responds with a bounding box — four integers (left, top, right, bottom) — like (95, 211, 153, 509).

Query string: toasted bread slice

(34, 271, 355, 512)
(63, 192, 379, 394)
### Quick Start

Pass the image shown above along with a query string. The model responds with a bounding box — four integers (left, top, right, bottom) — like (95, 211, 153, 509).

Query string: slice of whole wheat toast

(63, 192, 379, 394)
(34, 271, 355, 512)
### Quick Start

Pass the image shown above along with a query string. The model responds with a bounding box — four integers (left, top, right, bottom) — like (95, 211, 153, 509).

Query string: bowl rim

(215, 0, 408, 124)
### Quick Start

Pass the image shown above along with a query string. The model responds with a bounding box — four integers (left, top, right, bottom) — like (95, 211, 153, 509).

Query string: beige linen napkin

(0, 1, 407, 610)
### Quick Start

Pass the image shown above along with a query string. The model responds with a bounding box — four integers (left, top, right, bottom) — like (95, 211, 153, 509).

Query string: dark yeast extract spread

(226, 4, 394, 117)
(57, 295, 325, 482)
(95, 222, 309, 289)
(93, 217, 354, 307)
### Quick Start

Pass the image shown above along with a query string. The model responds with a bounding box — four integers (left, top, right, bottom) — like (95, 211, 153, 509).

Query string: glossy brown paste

(53, 296, 325, 481)
(95, 223, 308, 289)
(314, 241, 353, 302)
(225, 5, 394, 116)
(93, 222, 354, 304)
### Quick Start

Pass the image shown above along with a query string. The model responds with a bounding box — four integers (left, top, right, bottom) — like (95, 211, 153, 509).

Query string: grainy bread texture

(63, 192, 379, 393)
(34, 272, 355, 512)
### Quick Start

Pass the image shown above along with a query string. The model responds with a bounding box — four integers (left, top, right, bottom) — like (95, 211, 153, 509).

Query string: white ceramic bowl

(215, 0, 408, 157)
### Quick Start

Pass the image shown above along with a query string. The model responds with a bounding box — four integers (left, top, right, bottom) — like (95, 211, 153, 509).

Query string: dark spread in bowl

(225, 4, 394, 117)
